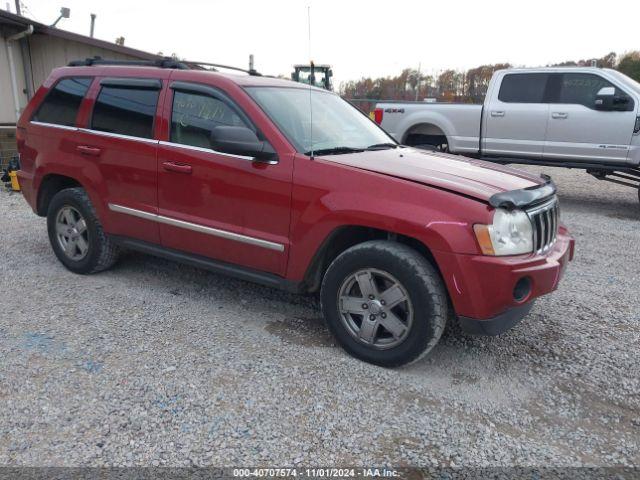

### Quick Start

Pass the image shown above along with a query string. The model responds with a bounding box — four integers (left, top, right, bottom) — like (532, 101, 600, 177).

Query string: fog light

(513, 277, 532, 302)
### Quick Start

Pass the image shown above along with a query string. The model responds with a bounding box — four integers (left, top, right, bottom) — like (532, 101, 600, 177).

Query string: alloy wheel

(55, 206, 89, 261)
(337, 268, 413, 349)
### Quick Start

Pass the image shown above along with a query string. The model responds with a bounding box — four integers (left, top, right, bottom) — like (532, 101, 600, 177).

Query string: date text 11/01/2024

(232, 468, 399, 477)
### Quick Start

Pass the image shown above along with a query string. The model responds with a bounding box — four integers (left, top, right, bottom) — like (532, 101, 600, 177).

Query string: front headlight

(473, 208, 533, 256)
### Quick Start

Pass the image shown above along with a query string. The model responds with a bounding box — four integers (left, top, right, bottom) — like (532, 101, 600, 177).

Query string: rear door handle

(490, 110, 505, 117)
(552, 112, 568, 119)
(162, 161, 192, 174)
(76, 145, 102, 156)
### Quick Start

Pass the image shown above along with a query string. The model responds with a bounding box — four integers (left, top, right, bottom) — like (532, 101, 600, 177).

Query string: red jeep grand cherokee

(16, 59, 574, 367)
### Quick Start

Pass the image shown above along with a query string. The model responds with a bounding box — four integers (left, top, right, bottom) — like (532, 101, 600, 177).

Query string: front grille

(527, 198, 559, 254)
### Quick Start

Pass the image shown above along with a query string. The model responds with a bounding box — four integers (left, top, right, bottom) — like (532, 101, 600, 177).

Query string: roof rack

(67, 56, 262, 76)
(183, 60, 261, 76)
(68, 56, 190, 69)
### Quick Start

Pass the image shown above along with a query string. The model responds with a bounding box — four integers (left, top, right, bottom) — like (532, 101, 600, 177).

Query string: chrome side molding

(108, 204, 285, 252)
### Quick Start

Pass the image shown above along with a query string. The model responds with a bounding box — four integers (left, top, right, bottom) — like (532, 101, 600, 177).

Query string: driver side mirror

(595, 86, 630, 111)
(210, 126, 278, 163)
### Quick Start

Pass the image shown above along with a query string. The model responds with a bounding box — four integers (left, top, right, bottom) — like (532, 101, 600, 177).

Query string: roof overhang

(0, 9, 160, 60)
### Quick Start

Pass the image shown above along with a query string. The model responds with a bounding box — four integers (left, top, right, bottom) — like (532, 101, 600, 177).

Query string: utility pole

(14, 0, 20, 15)
(90, 13, 96, 38)
(415, 62, 421, 101)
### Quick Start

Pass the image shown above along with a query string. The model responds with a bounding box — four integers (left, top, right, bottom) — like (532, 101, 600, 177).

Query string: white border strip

(159, 141, 255, 161)
(79, 128, 158, 145)
(108, 203, 285, 252)
(30, 121, 78, 131)
(28, 122, 258, 161)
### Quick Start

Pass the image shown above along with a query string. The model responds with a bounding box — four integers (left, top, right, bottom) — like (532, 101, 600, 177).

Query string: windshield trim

(243, 85, 398, 156)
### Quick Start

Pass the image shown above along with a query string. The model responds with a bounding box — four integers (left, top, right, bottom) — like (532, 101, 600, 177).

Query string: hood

(322, 147, 545, 202)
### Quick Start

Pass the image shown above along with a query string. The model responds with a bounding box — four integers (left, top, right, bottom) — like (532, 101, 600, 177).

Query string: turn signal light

(473, 224, 496, 256)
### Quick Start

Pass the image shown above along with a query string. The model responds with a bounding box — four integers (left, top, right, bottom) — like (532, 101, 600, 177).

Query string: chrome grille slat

(538, 211, 547, 250)
(526, 197, 559, 254)
(551, 205, 557, 243)
(545, 209, 552, 248)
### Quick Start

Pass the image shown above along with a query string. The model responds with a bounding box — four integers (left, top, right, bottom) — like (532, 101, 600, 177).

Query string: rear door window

(91, 85, 160, 139)
(498, 73, 549, 103)
(170, 90, 250, 149)
(32, 77, 92, 126)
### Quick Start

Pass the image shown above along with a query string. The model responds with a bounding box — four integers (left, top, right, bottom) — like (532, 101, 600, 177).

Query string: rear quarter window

(498, 73, 549, 103)
(32, 77, 92, 126)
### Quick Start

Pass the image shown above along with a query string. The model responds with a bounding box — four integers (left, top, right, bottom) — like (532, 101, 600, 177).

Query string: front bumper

(434, 226, 574, 328)
(458, 301, 534, 336)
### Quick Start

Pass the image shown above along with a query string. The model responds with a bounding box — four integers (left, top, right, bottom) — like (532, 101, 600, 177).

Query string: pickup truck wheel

(47, 187, 119, 274)
(320, 240, 447, 367)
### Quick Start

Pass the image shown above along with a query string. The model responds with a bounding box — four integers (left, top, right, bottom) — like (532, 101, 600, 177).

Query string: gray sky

(13, 0, 640, 87)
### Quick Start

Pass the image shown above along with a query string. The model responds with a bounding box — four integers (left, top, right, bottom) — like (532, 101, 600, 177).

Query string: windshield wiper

(366, 143, 398, 150)
(306, 146, 365, 156)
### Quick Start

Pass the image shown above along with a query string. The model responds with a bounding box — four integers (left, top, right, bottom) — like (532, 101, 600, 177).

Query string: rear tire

(47, 187, 119, 274)
(405, 133, 449, 152)
(320, 240, 447, 367)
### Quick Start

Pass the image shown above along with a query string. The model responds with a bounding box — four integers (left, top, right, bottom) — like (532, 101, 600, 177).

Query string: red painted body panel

(156, 142, 293, 275)
(323, 148, 545, 201)
(432, 226, 574, 319)
(17, 65, 574, 323)
(286, 154, 494, 282)
(154, 73, 296, 275)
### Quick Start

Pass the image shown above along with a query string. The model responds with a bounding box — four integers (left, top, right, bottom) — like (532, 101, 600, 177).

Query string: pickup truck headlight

(473, 209, 533, 256)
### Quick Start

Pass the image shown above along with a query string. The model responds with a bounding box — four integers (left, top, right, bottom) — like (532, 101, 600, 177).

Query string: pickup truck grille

(527, 198, 559, 254)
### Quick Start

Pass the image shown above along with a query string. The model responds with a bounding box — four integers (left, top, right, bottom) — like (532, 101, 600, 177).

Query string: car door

(156, 81, 293, 276)
(543, 72, 636, 164)
(75, 77, 163, 244)
(483, 73, 550, 158)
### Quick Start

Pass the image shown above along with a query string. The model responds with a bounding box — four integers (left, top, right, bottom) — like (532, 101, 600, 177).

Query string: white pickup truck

(375, 67, 640, 200)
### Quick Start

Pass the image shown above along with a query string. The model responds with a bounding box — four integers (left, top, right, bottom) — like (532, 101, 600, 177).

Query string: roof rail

(67, 56, 262, 76)
(68, 56, 190, 69)
(183, 60, 261, 76)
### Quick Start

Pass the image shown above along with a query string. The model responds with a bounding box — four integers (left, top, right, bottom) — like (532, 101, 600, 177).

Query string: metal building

(1, 8, 161, 168)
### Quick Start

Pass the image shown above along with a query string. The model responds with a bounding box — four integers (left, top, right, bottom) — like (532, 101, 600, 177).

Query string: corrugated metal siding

(0, 36, 14, 123)
(0, 34, 28, 124)
(27, 34, 142, 92)
(0, 32, 149, 124)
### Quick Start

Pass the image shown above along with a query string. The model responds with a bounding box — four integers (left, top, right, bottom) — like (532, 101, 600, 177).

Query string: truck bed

(376, 102, 482, 154)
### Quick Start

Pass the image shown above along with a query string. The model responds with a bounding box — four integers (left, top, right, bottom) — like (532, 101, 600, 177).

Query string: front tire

(320, 241, 447, 367)
(47, 187, 119, 274)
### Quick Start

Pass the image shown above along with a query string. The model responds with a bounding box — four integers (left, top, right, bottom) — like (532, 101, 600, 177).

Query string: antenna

(307, 5, 314, 159)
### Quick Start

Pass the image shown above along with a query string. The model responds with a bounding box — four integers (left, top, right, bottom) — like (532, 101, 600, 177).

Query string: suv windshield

(246, 87, 395, 155)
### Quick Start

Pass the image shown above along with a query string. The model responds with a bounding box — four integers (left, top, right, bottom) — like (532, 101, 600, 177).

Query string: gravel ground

(0, 166, 638, 468)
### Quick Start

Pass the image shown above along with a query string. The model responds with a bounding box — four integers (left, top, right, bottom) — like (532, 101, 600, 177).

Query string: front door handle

(490, 110, 505, 117)
(76, 145, 102, 156)
(552, 112, 568, 119)
(162, 161, 192, 174)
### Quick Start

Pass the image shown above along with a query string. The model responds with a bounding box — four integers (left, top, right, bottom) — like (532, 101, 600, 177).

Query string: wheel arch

(300, 225, 444, 294)
(36, 174, 83, 216)
(398, 111, 453, 145)
(404, 122, 447, 141)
